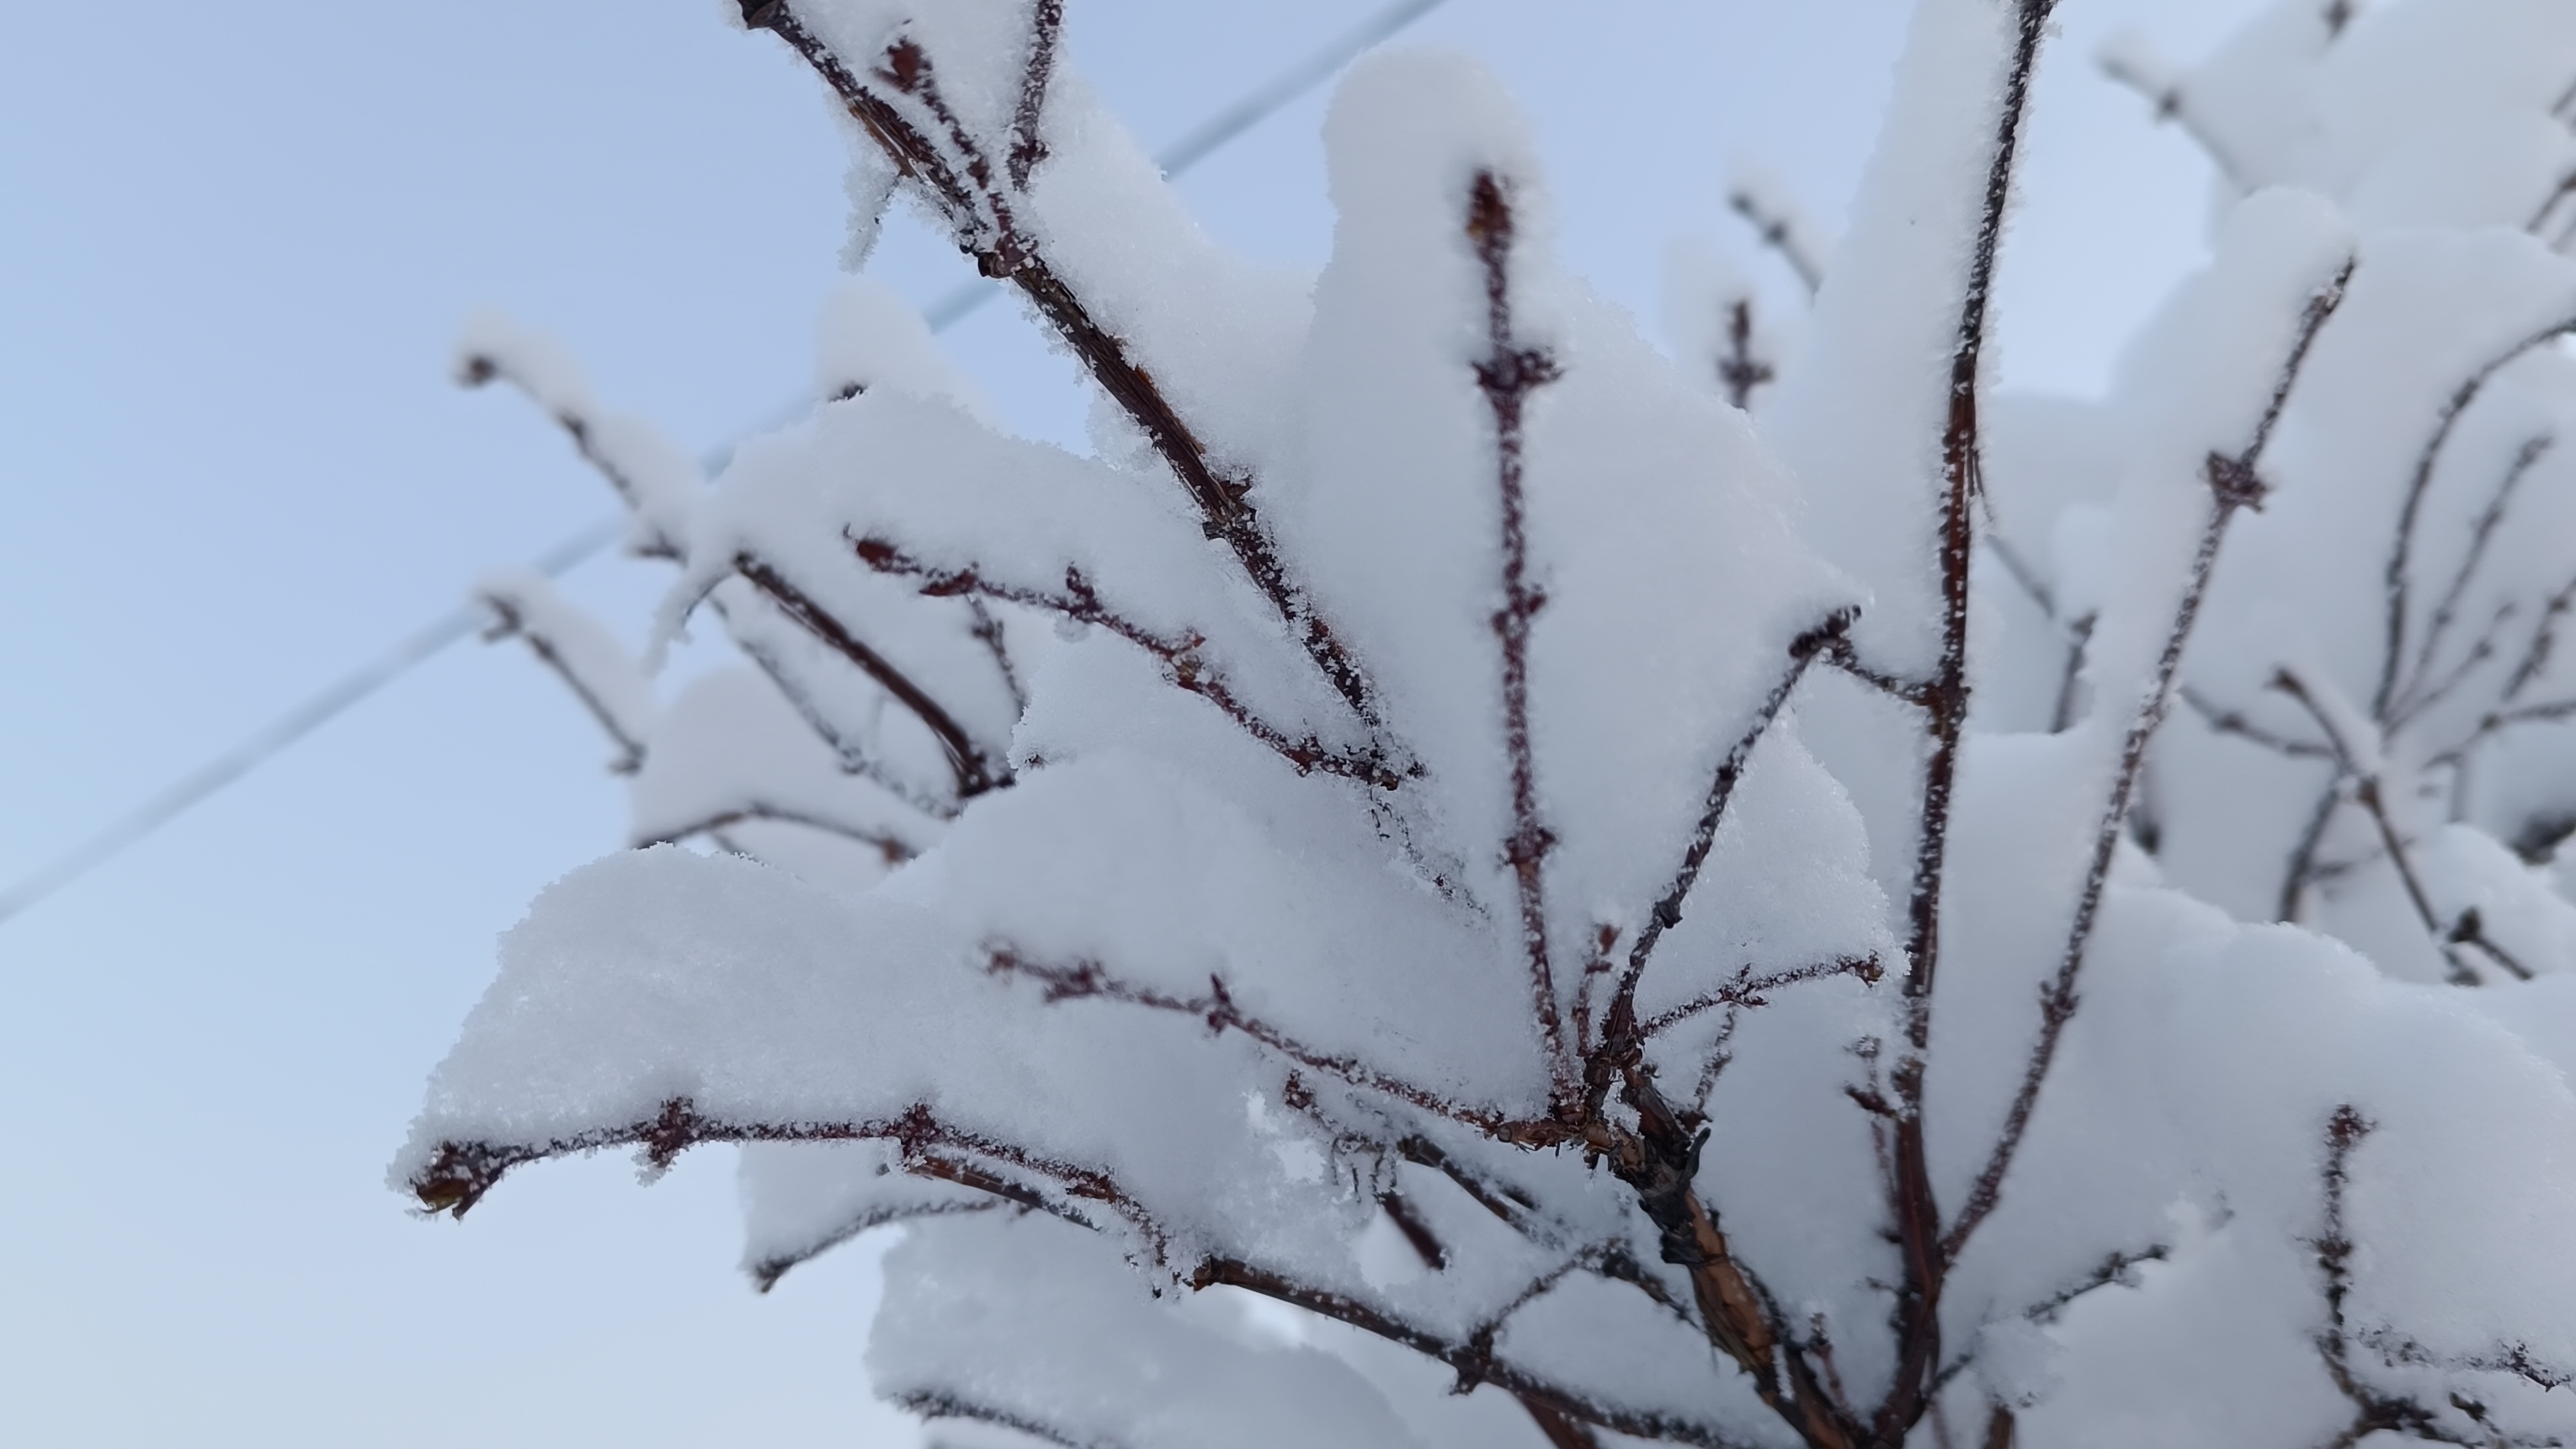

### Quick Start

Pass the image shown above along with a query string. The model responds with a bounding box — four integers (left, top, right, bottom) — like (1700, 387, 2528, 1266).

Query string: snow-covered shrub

(402, 3, 2576, 1445)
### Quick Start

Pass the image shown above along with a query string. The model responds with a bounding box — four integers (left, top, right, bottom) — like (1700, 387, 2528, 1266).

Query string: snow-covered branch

(413, 4, 2576, 1446)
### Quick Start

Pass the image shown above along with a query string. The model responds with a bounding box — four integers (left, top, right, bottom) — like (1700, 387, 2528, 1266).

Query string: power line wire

(0, 0, 1452, 927)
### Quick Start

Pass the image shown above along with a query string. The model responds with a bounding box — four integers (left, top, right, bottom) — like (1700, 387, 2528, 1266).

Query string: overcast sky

(0, 2, 2262, 1443)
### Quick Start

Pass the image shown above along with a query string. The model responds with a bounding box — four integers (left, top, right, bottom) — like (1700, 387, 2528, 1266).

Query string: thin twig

(2179, 685, 2335, 759)
(1601, 615, 1850, 1089)
(849, 536, 1400, 787)
(478, 593, 647, 772)
(737, 554, 1009, 800)
(742, 3, 1387, 738)
(2376, 317, 2576, 722)
(1881, 10, 2063, 1437)
(1467, 171, 1578, 1105)
(458, 352, 689, 561)
(1726, 183, 1826, 296)
(1635, 956, 1884, 1040)
(718, 598, 964, 820)
(2274, 667, 2480, 984)
(1942, 258, 2354, 1268)
(2504, 572, 2576, 702)
(1005, 0, 1063, 189)
(748, 1198, 1000, 1293)
(898, 1390, 1120, 1449)
(1718, 297, 1778, 410)
(983, 948, 1526, 1136)
(634, 803, 919, 864)
(2096, 41, 2252, 191)
(1190, 1257, 1773, 1449)
(2396, 434, 2550, 719)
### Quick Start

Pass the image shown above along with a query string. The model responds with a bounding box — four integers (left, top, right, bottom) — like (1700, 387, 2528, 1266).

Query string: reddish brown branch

(1636, 956, 1885, 1040)
(1395, 1133, 1542, 1236)
(410, 1097, 1166, 1261)
(1520, 1396, 1609, 1449)
(983, 948, 1525, 1135)
(458, 351, 688, 561)
(2296, 1105, 2488, 1445)
(1601, 613, 1850, 1087)
(1881, 11, 2064, 1429)
(478, 593, 647, 772)
(1195, 1257, 1770, 1449)
(717, 601, 964, 821)
(737, 555, 1009, 801)
(742, 3, 1384, 736)
(1941, 258, 2353, 1279)
(748, 1197, 1001, 1293)
(850, 535, 1402, 787)
(2449, 908, 2538, 983)
(1468, 170, 1578, 1106)
(1006, 0, 1063, 189)
(966, 596, 1028, 716)
(1584, 1056, 1860, 1448)
(1819, 628, 1936, 708)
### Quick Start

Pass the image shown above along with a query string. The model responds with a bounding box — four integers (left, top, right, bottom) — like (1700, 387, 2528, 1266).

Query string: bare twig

(1881, 9, 2064, 1436)
(1717, 297, 1778, 410)
(457, 351, 689, 561)
(849, 535, 1401, 787)
(1467, 170, 1579, 1105)
(1190, 1257, 1772, 1449)
(2397, 434, 2550, 719)
(748, 1198, 1001, 1293)
(1005, 0, 1063, 189)
(983, 948, 1526, 1136)
(1942, 258, 2354, 1269)
(2273, 667, 2480, 984)
(1636, 956, 1885, 1040)
(1395, 1134, 1542, 1237)
(741, 3, 1386, 738)
(737, 555, 1009, 801)
(966, 596, 1028, 716)
(1726, 180, 1826, 296)
(898, 1389, 1120, 1449)
(2376, 317, 2576, 722)
(2096, 38, 2252, 190)
(634, 803, 919, 864)
(1602, 614, 1851, 1085)
(411, 1097, 1170, 1260)
(2179, 685, 2335, 759)
(2389, 602, 2515, 733)
(2447, 907, 2537, 983)
(2280, 777, 2347, 923)
(2504, 572, 2576, 702)
(478, 592, 647, 772)
(717, 599, 965, 820)
(1519, 1394, 1610, 1449)
(2291, 1105, 2519, 1446)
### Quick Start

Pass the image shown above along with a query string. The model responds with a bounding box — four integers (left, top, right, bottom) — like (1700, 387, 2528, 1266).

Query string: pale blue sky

(0, 2, 2255, 1443)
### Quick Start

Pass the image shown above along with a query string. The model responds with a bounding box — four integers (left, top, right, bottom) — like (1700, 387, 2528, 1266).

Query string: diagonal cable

(0, 0, 1453, 927)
